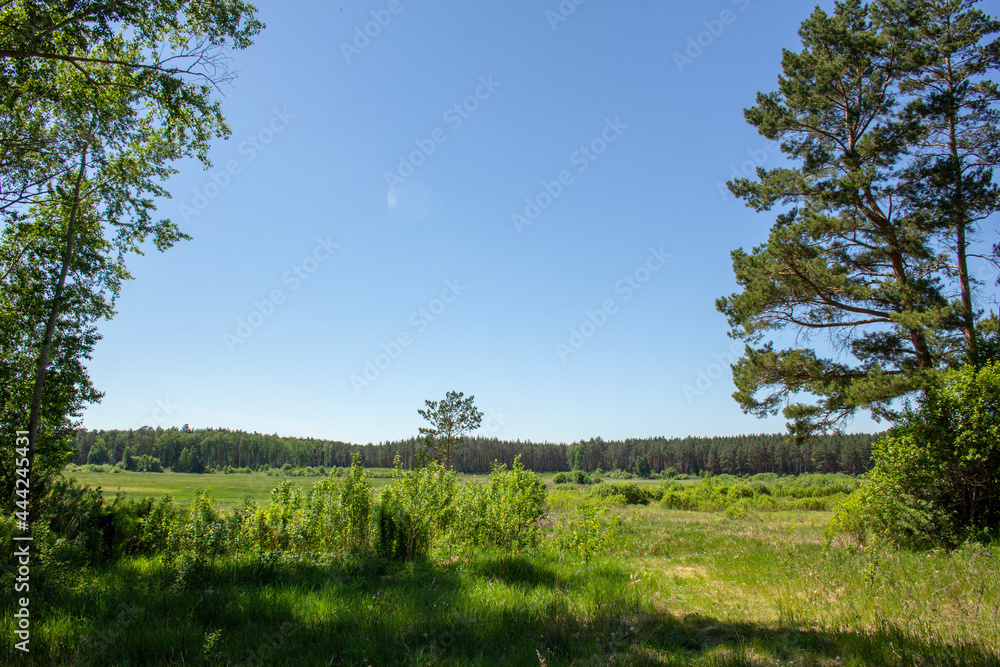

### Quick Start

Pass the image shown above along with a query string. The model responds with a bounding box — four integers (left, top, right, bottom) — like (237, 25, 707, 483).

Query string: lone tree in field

(418, 391, 483, 470)
(718, 0, 1000, 440)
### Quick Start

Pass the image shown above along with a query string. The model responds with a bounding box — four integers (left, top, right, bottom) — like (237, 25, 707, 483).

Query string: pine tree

(717, 0, 1000, 438)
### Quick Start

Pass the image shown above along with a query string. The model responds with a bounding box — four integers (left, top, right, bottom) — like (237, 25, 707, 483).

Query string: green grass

(60, 469, 400, 508)
(61, 468, 586, 509)
(4, 480, 999, 665)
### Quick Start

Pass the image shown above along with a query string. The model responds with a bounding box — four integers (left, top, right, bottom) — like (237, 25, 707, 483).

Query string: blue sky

(80, 0, 1000, 444)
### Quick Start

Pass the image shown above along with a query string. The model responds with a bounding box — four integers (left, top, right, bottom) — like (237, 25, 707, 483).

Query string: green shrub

(377, 458, 455, 560)
(169, 490, 227, 581)
(827, 362, 1000, 548)
(337, 454, 374, 554)
(727, 483, 756, 501)
(552, 470, 599, 485)
(589, 482, 649, 505)
(659, 491, 692, 510)
(135, 455, 163, 472)
(451, 456, 546, 552)
(554, 505, 611, 565)
(724, 498, 756, 519)
(752, 495, 779, 511)
(795, 497, 830, 511)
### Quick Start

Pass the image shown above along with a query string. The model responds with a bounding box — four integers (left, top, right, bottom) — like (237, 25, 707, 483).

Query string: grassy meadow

(57, 467, 671, 508)
(60, 468, 396, 508)
(2, 469, 998, 666)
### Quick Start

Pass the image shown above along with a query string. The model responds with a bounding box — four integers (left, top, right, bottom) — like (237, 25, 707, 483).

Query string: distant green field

(60, 467, 684, 509)
(61, 468, 503, 507)
(60, 469, 357, 507)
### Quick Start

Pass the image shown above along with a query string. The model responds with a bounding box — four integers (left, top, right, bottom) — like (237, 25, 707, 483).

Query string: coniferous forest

(71, 426, 875, 475)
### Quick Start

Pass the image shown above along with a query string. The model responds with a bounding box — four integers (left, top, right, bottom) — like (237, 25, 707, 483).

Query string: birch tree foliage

(0, 1, 263, 506)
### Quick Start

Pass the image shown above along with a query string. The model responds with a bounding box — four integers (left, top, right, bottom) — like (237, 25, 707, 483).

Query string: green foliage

(451, 456, 546, 552)
(418, 390, 483, 470)
(588, 482, 650, 505)
(553, 505, 611, 566)
(130, 454, 163, 472)
(71, 427, 875, 476)
(553, 470, 600, 484)
(828, 362, 1000, 547)
(0, 0, 264, 514)
(339, 454, 374, 553)
(86, 439, 109, 465)
(633, 456, 652, 478)
(658, 473, 855, 514)
(169, 490, 227, 569)
(724, 498, 756, 519)
(378, 457, 455, 560)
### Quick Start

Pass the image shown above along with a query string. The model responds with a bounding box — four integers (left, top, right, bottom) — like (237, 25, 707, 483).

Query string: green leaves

(0, 1, 263, 510)
(830, 361, 1000, 546)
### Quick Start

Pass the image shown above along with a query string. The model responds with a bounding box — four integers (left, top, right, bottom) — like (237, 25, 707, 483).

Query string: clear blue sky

(80, 0, 1000, 444)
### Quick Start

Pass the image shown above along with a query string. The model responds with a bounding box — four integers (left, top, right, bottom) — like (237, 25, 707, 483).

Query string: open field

(3, 475, 998, 666)
(57, 468, 638, 508)
(60, 469, 391, 508)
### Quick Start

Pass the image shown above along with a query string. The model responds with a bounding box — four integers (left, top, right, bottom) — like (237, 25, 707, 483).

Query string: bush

(752, 495, 778, 511)
(451, 456, 546, 552)
(795, 497, 830, 511)
(589, 482, 649, 505)
(377, 457, 455, 561)
(336, 454, 374, 554)
(552, 470, 599, 485)
(554, 505, 612, 565)
(727, 483, 756, 501)
(827, 362, 1000, 548)
(660, 491, 692, 510)
(724, 498, 756, 519)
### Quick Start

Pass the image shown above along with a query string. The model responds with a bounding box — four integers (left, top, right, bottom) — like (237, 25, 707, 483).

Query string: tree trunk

(26, 147, 88, 475)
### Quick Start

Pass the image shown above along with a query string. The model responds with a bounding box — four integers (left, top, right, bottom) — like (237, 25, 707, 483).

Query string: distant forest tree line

(70, 427, 876, 476)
